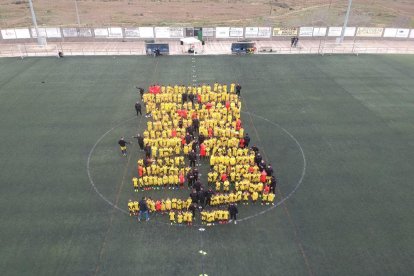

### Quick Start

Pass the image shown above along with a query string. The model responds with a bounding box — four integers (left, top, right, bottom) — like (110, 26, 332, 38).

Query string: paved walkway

(0, 39, 413, 57)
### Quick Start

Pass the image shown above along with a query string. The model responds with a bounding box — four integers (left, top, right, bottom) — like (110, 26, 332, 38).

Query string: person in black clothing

(198, 187, 206, 208)
(138, 197, 149, 221)
(136, 87, 144, 100)
(189, 150, 196, 167)
(178, 119, 183, 129)
(205, 189, 213, 206)
(186, 125, 194, 137)
(193, 180, 202, 192)
(244, 133, 250, 147)
(190, 189, 198, 204)
(187, 171, 195, 188)
(132, 134, 145, 150)
(135, 101, 142, 116)
(198, 133, 205, 145)
(251, 145, 259, 153)
(118, 137, 130, 156)
(144, 144, 152, 158)
(185, 133, 192, 145)
(235, 84, 242, 97)
(188, 93, 195, 104)
(254, 153, 262, 166)
(258, 160, 266, 172)
(270, 176, 277, 194)
(188, 203, 197, 218)
(182, 92, 188, 103)
(193, 168, 199, 181)
(191, 140, 198, 152)
(291, 37, 295, 47)
(294, 37, 299, 47)
(192, 117, 199, 134)
(265, 164, 274, 176)
(228, 203, 239, 224)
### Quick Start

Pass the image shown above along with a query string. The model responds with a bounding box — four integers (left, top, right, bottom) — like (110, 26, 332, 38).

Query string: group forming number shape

(127, 83, 277, 226)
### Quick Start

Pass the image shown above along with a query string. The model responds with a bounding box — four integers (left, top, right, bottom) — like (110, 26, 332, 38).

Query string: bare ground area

(0, 0, 413, 28)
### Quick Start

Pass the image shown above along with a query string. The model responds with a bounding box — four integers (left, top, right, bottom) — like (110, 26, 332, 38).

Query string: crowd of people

(126, 83, 277, 225)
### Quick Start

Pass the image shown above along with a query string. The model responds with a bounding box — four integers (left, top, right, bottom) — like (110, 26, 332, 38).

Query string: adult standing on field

(138, 197, 149, 222)
(136, 86, 144, 99)
(118, 137, 130, 156)
(135, 101, 142, 116)
(236, 84, 242, 97)
(228, 203, 239, 224)
(132, 134, 145, 150)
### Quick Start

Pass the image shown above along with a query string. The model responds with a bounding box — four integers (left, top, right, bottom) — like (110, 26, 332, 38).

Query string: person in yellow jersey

(133, 200, 139, 214)
(223, 180, 230, 192)
(267, 192, 275, 205)
(165, 198, 172, 211)
(177, 211, 183, 224)
(161, 200, 166, 213)
(169, 210, 176, 225)
(242, 191, 250, 204)
(132, 177, 139, 192)
(251, 191, 259, 203)
(176, 198, 183, 210)
(187, 211, 193, 226)
(200, 210, 207, 224)
(216, 181, 221, 192)
(182, 211, 188, 224)
(262, 191, 269, 205)
(223, 209, 230, 224)
(128, 199, 135, 216)
(171, 198, 178, 209)
(207, 211, 215, 225)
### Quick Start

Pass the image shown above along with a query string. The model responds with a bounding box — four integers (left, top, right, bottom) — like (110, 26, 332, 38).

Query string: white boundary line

(86, 117, 136, 215)
(86, 112, 306, 225)
(238, 111, 307, 222)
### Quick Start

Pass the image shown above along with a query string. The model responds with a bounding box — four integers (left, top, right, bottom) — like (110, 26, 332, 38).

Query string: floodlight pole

(339, 0, 353, 43)
(28, 0, 45, 46)
(74, 0, 81, 27)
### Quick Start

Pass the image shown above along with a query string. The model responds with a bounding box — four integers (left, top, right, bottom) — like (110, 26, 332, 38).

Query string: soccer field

(0, 54, 413, 276)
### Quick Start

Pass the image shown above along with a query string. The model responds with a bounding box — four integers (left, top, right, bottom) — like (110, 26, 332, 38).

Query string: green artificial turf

(0, 55, 413, 276)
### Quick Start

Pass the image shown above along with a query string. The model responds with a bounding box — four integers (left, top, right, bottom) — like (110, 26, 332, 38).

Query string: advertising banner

(139, 27, 154, 38)
(124, 28, 140, 38)
(299, 27, 313, 37)
(383, 28, 397, 37)
(94, 28, 109, 37)
(79, 28, 92, 37)
(229, 27, 243, 37)
(45, 28, 61, 38)
(215, 27, 230, 38)
(257, 27, 271, 37)
(108, 27, 123, 38)
(245, 27, 258, 38)
(170, 27, 184, 38)
(356, 27, 383, 37)
(396, 28, 409, 38)
(62, 28, 78, 37)
(202, 27, 214, 37)
(155, 27, 170, 38)
(273, 27, 298, 36)
(1, 29, 17, 39)
(15, 28, 31, 39)
(313, 27, 327, 37)
(31, 28, 47, 38)
(328, 27, 342, 37)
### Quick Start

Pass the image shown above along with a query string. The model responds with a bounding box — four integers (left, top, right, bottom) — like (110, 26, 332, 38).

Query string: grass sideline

(0, 55, 413, 276)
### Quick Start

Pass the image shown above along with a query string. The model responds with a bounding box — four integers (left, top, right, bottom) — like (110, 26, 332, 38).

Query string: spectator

(138, 197, 149, 222)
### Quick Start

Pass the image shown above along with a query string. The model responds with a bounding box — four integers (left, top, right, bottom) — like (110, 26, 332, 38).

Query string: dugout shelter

(231, 41, 256, 54)
(145, 41, 170, 56)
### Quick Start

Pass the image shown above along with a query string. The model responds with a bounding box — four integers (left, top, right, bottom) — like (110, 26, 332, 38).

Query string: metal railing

(1, 44, 414, 58)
